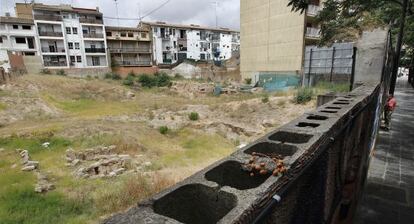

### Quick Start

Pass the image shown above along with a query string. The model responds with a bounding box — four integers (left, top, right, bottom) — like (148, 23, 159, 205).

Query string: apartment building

(140, 21, 240, 65)
(240, 0, 322, 82)
(15, 3, 109, 69)
(0, 16, 38, 71)
(105, 26, 152, 67)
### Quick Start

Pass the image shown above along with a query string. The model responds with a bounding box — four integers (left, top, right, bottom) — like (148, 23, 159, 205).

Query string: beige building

(240, 0, 322, 83)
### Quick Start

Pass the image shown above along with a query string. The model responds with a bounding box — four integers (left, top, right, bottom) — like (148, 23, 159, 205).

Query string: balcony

(306, 27, 321, 39)
(109, 47, 151, 53)
(161, 35, 170, 40)
(117, 60, 152, 66)
(38, 31, 63, 37)
(83, 33, 104, 39)
(307, 4, 321, 17)
(41, 47, 65, 53)
(85, 48, 106, 53)
(162, 59, 172, 64)
(79, 18, 103, 24)
(34, 14, 62, 21)
(44, 61, 67, 67)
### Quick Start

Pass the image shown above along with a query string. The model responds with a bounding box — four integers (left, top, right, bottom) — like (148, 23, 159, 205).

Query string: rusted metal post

(330, 47, 336, 83)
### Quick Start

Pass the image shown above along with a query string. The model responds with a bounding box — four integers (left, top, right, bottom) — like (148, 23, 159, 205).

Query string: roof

(0, 16, 34, 25)
(28, 3, 101, 15)
(105, 26, 149, 32)
(140, 21, 239, 33)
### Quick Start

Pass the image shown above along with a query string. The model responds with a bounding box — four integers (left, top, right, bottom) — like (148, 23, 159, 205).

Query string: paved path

(355, 78, 414, 224)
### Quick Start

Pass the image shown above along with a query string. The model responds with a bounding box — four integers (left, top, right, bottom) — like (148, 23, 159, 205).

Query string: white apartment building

(16, 3, 108, 69)
(0, 16, 38, 72)
(140, 21, 240, 65)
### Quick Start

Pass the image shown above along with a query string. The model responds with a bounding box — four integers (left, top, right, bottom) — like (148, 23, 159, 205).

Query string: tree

(288, 0, 414, 93)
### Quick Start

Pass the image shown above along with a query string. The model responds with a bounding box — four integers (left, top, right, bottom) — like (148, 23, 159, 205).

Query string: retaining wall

(104, 83, 383, 224)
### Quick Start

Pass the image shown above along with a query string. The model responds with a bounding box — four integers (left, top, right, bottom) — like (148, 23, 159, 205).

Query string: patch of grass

(0, 102, 7, 111)
(160, 129, 234, 167)
(277, 99, 287, 107)
(294, 87, 314, 104)
(42, 94, 138, 117)
(0, 149, 91, 224)
(56, 69, 66, 76)
(0, 136, 71, 155)
(261, 95, 269, 103)
(93, 174, 173, 215)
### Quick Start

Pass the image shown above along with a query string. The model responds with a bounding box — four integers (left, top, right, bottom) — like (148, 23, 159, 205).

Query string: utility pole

(389, 0, 409, 95)
(114, 0, 120, 28)
(211, 1, 218, 28)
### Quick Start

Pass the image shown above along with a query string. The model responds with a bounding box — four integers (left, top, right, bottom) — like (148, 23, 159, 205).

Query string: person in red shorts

(384, 95, 397, 131)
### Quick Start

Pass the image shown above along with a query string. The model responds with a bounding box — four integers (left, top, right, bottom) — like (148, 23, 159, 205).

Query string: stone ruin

(16, 149, 55, 193)
(65, 145, 134, 178)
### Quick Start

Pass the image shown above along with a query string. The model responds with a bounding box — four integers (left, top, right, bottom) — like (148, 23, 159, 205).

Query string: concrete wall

(23, 55, 43, 73)
(240, 0, 306, 81)
(104, 80, 385, 224)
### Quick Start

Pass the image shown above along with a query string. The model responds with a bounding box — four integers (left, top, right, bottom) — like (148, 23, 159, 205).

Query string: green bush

(155, 72, 171, 87)
(56, 69, 66, 76)
(159, 126, 169, 135)
(174, 73, 184, 79)
(245, 78, 252, 85)
(137, 73, 171, 88)
(188, 112, 199, 121)
(105, 73, 122, 80)
(262, 95, 269, 103)
(40, 68, 51, 75)
(122, 76, 135, 86)
(294, 88, 314, 104)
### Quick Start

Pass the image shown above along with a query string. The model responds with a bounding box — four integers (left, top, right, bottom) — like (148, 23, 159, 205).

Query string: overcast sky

(1, 0, 240, 30)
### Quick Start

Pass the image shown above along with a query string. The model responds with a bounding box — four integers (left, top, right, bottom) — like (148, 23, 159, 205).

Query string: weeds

(56, 69, 66, 76)
(245, 78, 252, 85)
(262, 95, 270, 103)
(294, 87, 314, 104)
(40, 68, 51, 75)
(104, 73, 121, 80)
(188, 112, 199, 121)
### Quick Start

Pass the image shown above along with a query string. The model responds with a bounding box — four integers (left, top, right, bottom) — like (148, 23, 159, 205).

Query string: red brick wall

(113, 66, 159, 77)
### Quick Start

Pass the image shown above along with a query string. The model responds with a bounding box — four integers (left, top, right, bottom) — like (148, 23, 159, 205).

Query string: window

(172, 29, 175, 36)
(106, 32, 112, 37)
(76, 56, 82, 63)
(75, 42, 80, 49)
(68, 42, 73, 49)
(120, 32, 126, 37)
(63, 14, 69, 19)
(141, 33, 147, 38)
(72, 27, 78, 34)
(70, 56, 75, 63)
(13, 25, 19, 29)
(22, 25, 31, 30)
(128, 33, 133, 37)
(0, 37, 2, 43)
(92, 56, 100, 66)
(66, 27, 71, 34)
(15, 37, 26, 44)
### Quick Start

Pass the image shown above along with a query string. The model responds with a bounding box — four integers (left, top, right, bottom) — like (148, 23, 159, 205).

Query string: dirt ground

(0, 74, 315, 223)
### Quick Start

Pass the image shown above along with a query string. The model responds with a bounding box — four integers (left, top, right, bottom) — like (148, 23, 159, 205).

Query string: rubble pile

(66, 146, 134, 178)
(17, 149, 39, 172)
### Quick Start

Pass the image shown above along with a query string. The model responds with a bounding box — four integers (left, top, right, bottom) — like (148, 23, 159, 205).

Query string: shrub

(159, 126, 169, 135)
(294, 87, 314, 104)
(40, 68, 51, 75)
(122, 75, 135, 86)
(188, 112, 199, 121)
(137, 73, 171, 88)
(155, 72, 171, 87)
(138, 74, 156, 87)
(104, 73, 112, 79)
(245, 78, 252, 85)
(262, 95, 269, 103)
(56, 69, 66, 76)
